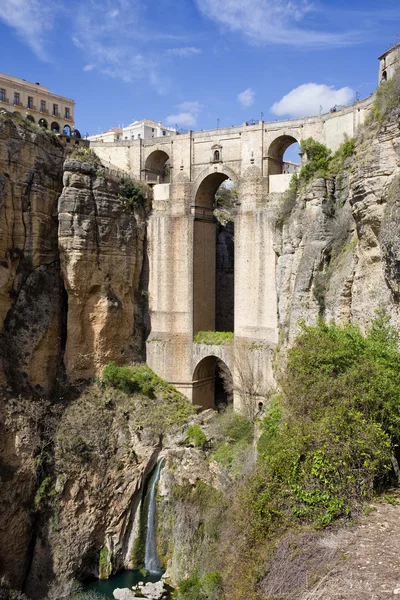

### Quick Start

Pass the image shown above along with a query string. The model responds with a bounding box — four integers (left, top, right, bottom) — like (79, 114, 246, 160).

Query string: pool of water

(83, 569, 164, 599)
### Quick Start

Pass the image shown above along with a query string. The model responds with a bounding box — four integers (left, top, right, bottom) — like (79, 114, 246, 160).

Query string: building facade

(378, 43, 400, 83)
(88, 119, 176, 143)
(0, 72, 75, 133)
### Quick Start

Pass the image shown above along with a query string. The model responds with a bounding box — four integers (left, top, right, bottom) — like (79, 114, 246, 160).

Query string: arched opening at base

(192, 356, 233, 410)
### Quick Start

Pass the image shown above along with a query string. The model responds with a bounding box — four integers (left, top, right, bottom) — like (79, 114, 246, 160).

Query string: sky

(0, 0, 399, 140)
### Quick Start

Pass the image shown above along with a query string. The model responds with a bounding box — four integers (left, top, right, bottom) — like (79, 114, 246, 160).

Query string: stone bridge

(90, 96, 373, 411)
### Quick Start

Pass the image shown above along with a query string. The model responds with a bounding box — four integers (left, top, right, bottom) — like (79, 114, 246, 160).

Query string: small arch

(50, 121, 60, 132)
(267, 134, 300, 175)
(213, 150, 220, 162)
(26, 115, 35, 123)
(381, 70, 388, 82)
(63, 124, 71, 136)
(38, 118, 48, 128)
(192, 356, 233, 410)
(144, 150, 171, 183)
(72, 129, 81, 138)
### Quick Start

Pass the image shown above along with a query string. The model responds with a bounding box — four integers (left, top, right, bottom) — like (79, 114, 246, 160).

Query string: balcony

(53, 111, 60, 117)
(13, 101, 23, 107)
(40, 107, 49, 114)
(64, 114, 73, 121)
(27, 105, 36, 111)
(0, 97, 10, 104)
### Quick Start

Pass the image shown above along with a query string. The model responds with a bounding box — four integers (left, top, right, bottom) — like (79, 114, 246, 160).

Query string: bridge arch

(192, 355, 233, 410)
(144, 149, 171, 183)
(192, 164, 240, 209)
(193, 167, 238, 334)
(267, 133, 300, 175)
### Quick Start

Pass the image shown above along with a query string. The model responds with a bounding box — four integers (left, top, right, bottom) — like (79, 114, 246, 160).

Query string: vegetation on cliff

(276, 135, 355, 229)
(169, 314, 400, 600)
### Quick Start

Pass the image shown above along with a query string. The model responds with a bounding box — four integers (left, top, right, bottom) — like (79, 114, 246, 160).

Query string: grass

(193, 331, 234, 345)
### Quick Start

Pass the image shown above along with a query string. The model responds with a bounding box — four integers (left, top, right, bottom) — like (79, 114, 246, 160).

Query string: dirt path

(301, 496, 400, 599)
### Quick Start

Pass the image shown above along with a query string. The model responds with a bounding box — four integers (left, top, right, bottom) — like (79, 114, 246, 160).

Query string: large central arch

(193, 167, 239, 335)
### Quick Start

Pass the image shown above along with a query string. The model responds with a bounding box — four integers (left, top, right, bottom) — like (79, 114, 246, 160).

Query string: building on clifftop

(0, 72, 75, 134)
(378, 43, 400, 83)
(87, 119, 176, 143)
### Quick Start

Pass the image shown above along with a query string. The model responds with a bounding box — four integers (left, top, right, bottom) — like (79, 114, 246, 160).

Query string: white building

(88, 119, 176, 143)
(87, 127, 122, 143)
(122, 119, 176, 140)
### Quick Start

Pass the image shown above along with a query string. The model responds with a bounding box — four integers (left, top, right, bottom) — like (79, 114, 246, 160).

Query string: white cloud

(195, 0, 358, 47)
(177, 101, 203, 114)
(271, 83, 355, 118)
(165, 112, 197, 127)
(83, 64, 94, 72)
(237, 88, 255, 107)
(167, 46, 202, 57)
(0, 0, 55, 59)
(165, 101, 203, 128)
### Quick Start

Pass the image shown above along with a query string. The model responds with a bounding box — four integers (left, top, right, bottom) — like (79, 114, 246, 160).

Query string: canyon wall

(275, 119, 400, 342)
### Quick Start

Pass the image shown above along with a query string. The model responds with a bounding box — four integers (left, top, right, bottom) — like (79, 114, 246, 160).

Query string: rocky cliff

(0, 116, 153, 598)
(0, 116, 150, 394)
(275, 119, 400, 342)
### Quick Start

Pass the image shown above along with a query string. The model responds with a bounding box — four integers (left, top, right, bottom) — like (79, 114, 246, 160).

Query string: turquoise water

(83, 569, 163, 598)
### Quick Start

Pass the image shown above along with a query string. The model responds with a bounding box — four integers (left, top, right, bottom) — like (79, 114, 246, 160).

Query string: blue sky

(0, 0, 399, 137)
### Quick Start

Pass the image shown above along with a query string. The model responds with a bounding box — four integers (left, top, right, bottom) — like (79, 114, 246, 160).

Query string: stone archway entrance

(192, 356, 233, 410)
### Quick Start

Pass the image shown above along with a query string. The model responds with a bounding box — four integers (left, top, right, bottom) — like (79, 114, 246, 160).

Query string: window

(65, 107, 70, 119)
(14, 92, 20, 106)
(138, 134, 141, 138)
(28, 96, 33, 109)
(53, 103, 58, 116)
(152, 128, 154, 132)
(214, 150, 220, 162)
(0, 89, 6, 102)
(162, 130, 166, 136)
(40, 100, 46, 112)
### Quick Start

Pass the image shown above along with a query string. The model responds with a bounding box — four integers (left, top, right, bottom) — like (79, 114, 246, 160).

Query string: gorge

(1, 46, 400, 600)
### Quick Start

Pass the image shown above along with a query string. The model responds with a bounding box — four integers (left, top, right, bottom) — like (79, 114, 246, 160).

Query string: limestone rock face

(58, 159, 149, 381)
(0, 118, 66, 393)
(0, 396, 43, 590)
(275, 121, 400, 339)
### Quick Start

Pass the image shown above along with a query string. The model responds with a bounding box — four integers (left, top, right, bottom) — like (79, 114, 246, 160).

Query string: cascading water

(144, 458, 164, 574)
(83, 458, 166, 598)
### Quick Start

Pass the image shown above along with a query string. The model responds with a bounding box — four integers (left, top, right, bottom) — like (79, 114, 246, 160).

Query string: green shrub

(98, 546, 111, 579)
(186, 424, 207, 447)
(193, 331, 234, 345)
(70, 147, 99, 163)
(119, 179, 146, 210)
(367, 68, 400, 126)
(101, 362, 157, 397)
(239, 315, 400, 549)
(299, 138, 332, 183)
(175, 570, 222, 600)
(34, 476, 56, 510)
(99, 362, 194, 431)
(210, 409, 253, 471)
(275, 174, 299, 227)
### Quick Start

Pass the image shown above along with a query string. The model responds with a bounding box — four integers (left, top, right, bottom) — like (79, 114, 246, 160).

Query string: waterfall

(144, 458, 164, 574)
